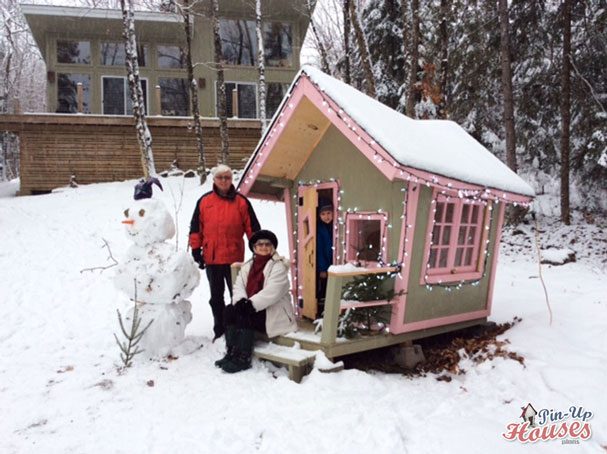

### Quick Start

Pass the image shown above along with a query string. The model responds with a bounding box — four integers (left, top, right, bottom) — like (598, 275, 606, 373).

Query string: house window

(57, 40, 91, 64)
(100, 42, 147, 66)
(102, 76, 148, 115)
(219, 19, 256, 66)
(159, 78, 189, 116)
(57, 73, 91, 113)
(345, 213, 387, 264)
(423, 195, 486, 283)
(263, 22, 292, 67)
(266, 82, 288, 118)
(157, 45, 186, 69)
(219, 82, 257, 119)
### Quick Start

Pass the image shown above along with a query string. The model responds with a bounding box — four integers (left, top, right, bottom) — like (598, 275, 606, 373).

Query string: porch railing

(321, 266, 400, 346)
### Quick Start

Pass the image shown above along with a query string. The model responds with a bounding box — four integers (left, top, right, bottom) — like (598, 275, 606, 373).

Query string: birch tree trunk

(256, 0, 267, 131)
(438, 0, 449, 118)
(406, 0, 420, 117)
(306, 0, 330, 74)
(211, 0, 229, 165)
(560, 0, 571, 225)
(343, 0, 351, 85)
(181, 0, 206, 184)
(349, 0, 376, 98)
(120, 0, 156, 178)
(498, 0, 517, 173)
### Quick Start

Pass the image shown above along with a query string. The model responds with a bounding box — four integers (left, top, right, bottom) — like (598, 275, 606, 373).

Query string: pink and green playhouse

(238, 66, 535, 364)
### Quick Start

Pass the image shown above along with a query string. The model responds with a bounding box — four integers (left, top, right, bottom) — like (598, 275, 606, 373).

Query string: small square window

(345, 213, 387, 264)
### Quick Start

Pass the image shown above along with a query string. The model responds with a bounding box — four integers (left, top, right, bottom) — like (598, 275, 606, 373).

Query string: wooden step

(253, 343, 317, 383)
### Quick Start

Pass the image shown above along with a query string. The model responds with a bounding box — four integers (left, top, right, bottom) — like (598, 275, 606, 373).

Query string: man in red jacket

(189, 164, 260, 341)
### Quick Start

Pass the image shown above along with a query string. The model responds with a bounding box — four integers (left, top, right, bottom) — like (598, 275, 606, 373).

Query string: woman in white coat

(216, 230, 297, 373)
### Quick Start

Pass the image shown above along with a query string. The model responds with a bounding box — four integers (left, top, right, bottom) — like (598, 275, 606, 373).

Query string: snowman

(114, 178, 200, 357)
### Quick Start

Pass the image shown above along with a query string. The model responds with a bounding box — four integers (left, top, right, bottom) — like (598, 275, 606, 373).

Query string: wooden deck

(0, 113, 262, 195)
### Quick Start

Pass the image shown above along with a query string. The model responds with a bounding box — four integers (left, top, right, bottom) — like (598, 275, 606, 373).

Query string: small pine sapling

(114, 281, 153, 367)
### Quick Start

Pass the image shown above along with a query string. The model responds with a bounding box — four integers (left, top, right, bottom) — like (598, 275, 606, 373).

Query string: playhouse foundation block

(393, 343, 425, 369)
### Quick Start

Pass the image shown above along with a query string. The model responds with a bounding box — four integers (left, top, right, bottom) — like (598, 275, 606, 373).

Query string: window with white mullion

(102, 76, 148, 115)
(425, 193, 486, 282)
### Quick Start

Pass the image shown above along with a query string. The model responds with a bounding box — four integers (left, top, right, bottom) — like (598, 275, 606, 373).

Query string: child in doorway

(316, 199, 334, 316)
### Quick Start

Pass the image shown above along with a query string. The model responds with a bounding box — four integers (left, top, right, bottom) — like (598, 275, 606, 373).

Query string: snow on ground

(0, 176, 605, 453)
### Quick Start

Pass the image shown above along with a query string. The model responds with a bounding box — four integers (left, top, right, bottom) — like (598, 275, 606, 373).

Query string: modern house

(237, 66, 535, 359)
(0, 1, 313, 194)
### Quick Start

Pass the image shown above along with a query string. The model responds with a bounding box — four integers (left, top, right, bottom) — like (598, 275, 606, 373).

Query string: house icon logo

(520, 403, 538, 427)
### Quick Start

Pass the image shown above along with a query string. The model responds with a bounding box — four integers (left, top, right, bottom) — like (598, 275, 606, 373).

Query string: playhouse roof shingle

(300, 65, 535, 197)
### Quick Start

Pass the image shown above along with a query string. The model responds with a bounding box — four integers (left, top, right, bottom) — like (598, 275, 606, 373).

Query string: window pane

(103, 77, 125, 115)
(238, 84, 257, 119)
(57, 74, 91, 113)
(439, 249, 448, 268)
(157, 45, 186, 68)
(429, 248, 437, 268)
(441, 226, 451, 245)
(219, 19, 256, 65)
(461, 204, 470, 223)
(57, 40, 90, 64)
(457, 226, 466, 245)
(434, 202, 443, 223)
(431, 225, 441, 244)
(159, 78, 189, 116)
(101, 43, 147, 66)
(356, 219, 381, 261)
(445, 203, 455, 223)
(472, 205, 480, 221)
(455, 247, 463, 267)
(263, 22, 292, 67)
(126, 79, 148, 115)
(468, 226, 477, 245)
(266, 83, 287, 118)
(464, 248, 473, 266)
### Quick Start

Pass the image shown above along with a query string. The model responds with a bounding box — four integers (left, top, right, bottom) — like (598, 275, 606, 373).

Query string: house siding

(402, 184, 500, 324)
(293, 125, 407, 265)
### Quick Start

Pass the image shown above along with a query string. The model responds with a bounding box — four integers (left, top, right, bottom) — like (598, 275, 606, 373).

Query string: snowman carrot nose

(122, 219, 135, 225)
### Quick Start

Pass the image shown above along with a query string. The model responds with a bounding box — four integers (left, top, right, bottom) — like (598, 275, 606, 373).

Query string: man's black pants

(205, 264, 232, 338)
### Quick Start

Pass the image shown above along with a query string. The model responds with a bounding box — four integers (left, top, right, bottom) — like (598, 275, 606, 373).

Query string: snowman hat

(134, 177, 163, 200)
(249, 230, 278, 252)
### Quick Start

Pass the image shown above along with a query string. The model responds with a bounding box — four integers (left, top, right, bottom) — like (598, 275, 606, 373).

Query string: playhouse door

(299, 186, 318, 319)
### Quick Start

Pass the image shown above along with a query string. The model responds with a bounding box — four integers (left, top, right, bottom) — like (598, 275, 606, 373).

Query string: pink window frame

(344, 212, 388, 266)
(419, 192, 488, 284)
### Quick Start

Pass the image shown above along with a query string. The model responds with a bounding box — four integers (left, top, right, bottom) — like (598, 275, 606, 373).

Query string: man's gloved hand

(191, 248, 205, 269)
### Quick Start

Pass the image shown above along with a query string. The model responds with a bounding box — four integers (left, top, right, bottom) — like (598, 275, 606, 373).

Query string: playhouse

(237, 66, 534, 360)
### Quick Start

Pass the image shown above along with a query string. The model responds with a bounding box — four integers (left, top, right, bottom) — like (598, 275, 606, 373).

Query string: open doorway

(297, 182, 338, 320)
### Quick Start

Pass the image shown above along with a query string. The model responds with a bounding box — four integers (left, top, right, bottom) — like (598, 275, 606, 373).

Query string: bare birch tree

(180, 0, 207, 184)
(560, 0, 571, 225)
(120, 0, 156, 178)
(256, 0, 267, 131)
(498, 0, 517, 173)
(349, 0, 376, 98)
(343, 0, 351, 84)
(306, 0, 330, 73)
(406, 0, 420, 117)
(211, 0, 229, 164)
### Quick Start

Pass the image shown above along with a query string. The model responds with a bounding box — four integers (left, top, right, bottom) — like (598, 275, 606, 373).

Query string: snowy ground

(0, 176, 605, 453)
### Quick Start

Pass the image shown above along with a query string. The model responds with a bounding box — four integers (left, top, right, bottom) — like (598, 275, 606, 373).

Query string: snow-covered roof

(300, 65, 534, 197)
